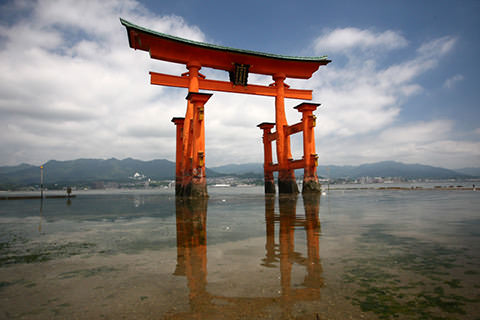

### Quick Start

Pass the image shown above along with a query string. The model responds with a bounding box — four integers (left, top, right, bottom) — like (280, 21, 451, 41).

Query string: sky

(0, 0, 479, 169)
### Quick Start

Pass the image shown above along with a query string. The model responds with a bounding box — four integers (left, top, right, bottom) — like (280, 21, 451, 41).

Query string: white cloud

(307, 34, 456, 142)
(300, 30, 477, 168)
(0, 0, 205, 166)
(314, 120, 480, 169)
(379, 120, 453, 143)
(443, 74, 464, 89)
(417, 36, 456, 58)
(314, 27, 407, 54)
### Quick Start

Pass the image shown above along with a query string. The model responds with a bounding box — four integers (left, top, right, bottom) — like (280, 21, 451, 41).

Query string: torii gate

(121, 19, 331, 197)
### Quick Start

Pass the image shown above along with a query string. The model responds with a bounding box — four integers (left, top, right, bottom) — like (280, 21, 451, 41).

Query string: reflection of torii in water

(170, 195, 323, 319)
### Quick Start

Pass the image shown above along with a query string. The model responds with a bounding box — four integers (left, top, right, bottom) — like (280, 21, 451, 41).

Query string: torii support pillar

(172, 117, 185, 196)
(257, 122, 276, 194)
(295, 103, 321, 193)
(258, 102, 322, 194)
(182, 92, 212, 198)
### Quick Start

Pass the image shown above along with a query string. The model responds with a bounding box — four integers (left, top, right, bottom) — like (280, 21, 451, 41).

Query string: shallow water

(0, 187, 479, 319)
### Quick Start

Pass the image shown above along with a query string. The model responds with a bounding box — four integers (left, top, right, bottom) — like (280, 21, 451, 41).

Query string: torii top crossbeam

(121, 18, 330, 80)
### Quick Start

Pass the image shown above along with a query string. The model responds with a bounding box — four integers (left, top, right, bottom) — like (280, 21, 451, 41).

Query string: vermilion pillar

(257, 122, 276, 194)
(273, 73, 299, 194)
(181, 62, 202, 196)
(294, 103, 321, 193)
(172, 117, 185, 196)
(185, 92, 212, 197)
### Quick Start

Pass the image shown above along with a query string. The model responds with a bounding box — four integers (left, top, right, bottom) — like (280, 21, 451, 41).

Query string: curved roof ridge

(120, 18, 330, 63)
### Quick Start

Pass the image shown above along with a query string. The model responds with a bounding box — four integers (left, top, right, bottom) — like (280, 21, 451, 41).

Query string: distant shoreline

(329, 186, 477, 191)
(0, 184, 477, 200)
(0, 195, 76, 200)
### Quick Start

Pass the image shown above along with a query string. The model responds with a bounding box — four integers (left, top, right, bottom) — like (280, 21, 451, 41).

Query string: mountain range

(0, 158, 477, 189)
(0, 158, 172, 185)
(209, 161, 475, 180)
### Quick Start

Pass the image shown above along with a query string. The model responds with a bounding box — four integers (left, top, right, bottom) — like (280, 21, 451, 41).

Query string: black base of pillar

(278, 179, 299, 194)
(175, 184, 183, 196)
(264, 180, 276, 194)
(302, 180, 321, 193)
(183, 182, 208, 198)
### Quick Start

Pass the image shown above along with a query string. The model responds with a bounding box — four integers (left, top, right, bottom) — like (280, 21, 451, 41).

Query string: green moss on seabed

(342, 225, 480, 319)
(58, 266, 118, 279)
(0, 281, 12, 290)
(0, 241, 96, 267)
(444, 279, 462, 288)
(465, 270, 479, 275)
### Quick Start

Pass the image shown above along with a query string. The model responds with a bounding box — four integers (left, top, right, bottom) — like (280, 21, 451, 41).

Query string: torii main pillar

(273, 73, 299, 194)
(183, 92, 211, 197)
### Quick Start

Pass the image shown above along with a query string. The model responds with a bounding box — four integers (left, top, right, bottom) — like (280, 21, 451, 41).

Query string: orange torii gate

(121, 19, 330, 197)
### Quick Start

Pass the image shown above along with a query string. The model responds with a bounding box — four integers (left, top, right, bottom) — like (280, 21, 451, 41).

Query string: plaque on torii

(121, 19, 331, 197)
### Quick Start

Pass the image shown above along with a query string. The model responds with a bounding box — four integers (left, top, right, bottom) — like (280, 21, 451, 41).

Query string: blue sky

(0, 0, 479, 169)
(150, 0, 479, 129)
